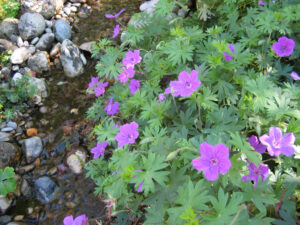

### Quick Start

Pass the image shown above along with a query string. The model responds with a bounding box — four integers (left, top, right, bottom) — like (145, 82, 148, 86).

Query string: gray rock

(6, 121, 17, 129)
(45, 28, 52, 33)
(29, 77, 48, 98)
(20, 0, 63, 19)
(79, 41, 95, 53)
(60, 39, 84, 77)
(140, 0, 160, 15)
(35, 33, 54, 51)
(53, 19, 71, 42)
(1, 127, 13, 132)
(21, 179, 31, 197)
(0, 196, 12, 213)
(27, 51, 50, 73)
(12, 72, 23, 84)
(10, 47, 31, 64)
(45, 20, 52, 28)
(70, 0, 86, 2)
(28, 46, 36, 54)
(7, 222, 29, 225)
(0, 18, 19, 39)
(18, 12, 45, 40)
(63, 7, 71, 15)
(70, 6, 77, 12)
(78, 7, 90, 18)
(80, 54, 87, 65)
(0, 39, 17, 54)
(34, 176, 59, 203)
(49, 42, 61, 57)
(0, 215, 12, 224)
(12, 65, 19, 71)
(0, 132, 12, 142)
(17, 37, 24, 47)
(0, 142, 20, 169)
(22, 136, 43, 163)
(66, 150, 86, 174)
(0, 67, 11, 78)
(31, 37, 39, 45)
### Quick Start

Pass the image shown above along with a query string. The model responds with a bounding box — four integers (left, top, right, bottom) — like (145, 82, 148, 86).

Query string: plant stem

(197, 101, 202, 129)
(172, 96, 178, 114)
(230, 205, 245, 225)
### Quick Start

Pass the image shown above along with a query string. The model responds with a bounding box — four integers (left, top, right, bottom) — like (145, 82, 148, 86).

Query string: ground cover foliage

(85, 0, 300, 224)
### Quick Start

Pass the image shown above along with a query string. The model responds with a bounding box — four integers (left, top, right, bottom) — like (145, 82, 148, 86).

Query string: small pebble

(17, 36, 23, 47)
(70, 6, 77, 12)
(45, 20, 52, 28)
(12, 65, 19, 71)
(39, 106, 48, 114)
(31, 37, 39, 45)
(45, 28, 52, 33)
(1, 127, 14, 132)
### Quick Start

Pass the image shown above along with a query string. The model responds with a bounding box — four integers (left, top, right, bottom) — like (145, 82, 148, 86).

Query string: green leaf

(131, 152, 169, 196)
(229, 132, 260, 166)
(162, 39, 194, 66)
(0, 167, 17, 196)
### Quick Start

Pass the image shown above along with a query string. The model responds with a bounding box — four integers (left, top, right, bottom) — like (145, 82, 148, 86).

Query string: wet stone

(22, 136, 43, 163)
(54, 19, 72, 43)
(0, 132, 12, 142)
(6, 121, 17, 129)
(34, 176, 59, 203)
(0, 142, 20, 169)
(0, 196, 12, 213)
(21, 179, 31, 197)
(18, 12, 45, 40)
(1, 127, 14, 132)
(0, 215, 12, 224)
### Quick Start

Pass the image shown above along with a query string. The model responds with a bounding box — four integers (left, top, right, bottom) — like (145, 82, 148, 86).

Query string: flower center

(185, 81, 192, 88)
(254, 169, 260, 176)
(128, 134, 134, 141)
(272, 139, 281, 148)
(210, 158, 218, 165)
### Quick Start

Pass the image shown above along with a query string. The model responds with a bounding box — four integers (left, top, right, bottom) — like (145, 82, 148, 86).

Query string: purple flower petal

(105, 8, 125, 18)
(129, 79, 140, 94)
(242, 162, 269, 188)
(112, 24, 120, 39)
(74, 214, 88, 225)
(63, 215, 74, 225)
(91, 141, 108, 159)
(290, 71, 300, 81)
(137, 181, 144, 192)
(258, 1, 265, 6)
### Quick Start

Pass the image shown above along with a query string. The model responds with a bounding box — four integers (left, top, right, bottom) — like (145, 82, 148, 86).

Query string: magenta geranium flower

(258, 1, 265, 5)
(272, 37, 295, 57)
(290, 71, 300, 81)
(117, 67, 135, 83)
(88, 77, 99, 90)
(192, 142, 231, 181)
(165, 86, 180, 97)
(105, 97, 119, 115)
(105, 8, 125, 18)
(158, 93, 165, 103)
(248, 135, 266, 154)
(122, 50, 142, 69)
(259, 127, 295, 157)
(112, 24, 120, 39)
(63, 214, 88, 225)
(115, 121, 139, 147)
(224, 43, 234, 61)
(169, 70, 201, 97)
(91, 141, 108, 159)
(129, 79, 140, 94)
(94, 82, 108, 97)
(242, 162, 269, 188)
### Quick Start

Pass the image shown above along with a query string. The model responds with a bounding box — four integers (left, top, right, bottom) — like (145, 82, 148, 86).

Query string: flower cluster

(165, 70, 201, 97)
(242, 162, 269, 188)
(88, 77, 108, 97)
(118, 50, 142, 94)
(105, 97, 119, 115)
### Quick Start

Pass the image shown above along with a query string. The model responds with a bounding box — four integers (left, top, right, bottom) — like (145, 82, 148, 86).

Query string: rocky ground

(0, 0, 178, 224)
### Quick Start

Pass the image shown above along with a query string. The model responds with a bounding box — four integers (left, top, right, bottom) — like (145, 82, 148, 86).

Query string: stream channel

(6, 0, 142, 224)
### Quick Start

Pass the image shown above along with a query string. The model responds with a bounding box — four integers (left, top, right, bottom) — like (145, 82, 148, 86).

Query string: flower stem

(230, 205, 245, 225)
(172, 96, 178, 114)
(197, 101, 202, 129)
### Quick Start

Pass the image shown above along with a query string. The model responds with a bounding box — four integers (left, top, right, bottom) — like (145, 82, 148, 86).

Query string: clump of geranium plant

(82, 0, 300, 224)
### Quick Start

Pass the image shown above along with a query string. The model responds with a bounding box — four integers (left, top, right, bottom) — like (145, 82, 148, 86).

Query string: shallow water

(7, 0, 142, 224)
